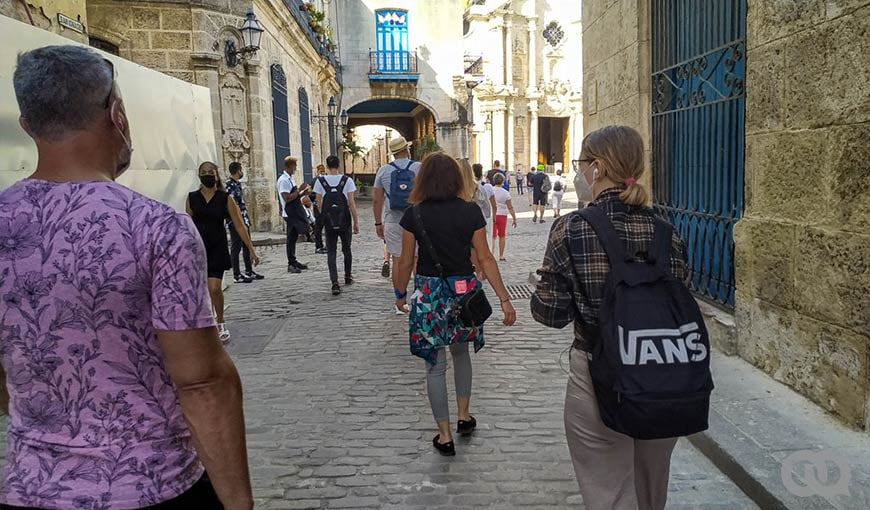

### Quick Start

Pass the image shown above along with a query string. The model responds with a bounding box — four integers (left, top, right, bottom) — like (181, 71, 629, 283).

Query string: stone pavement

(219, 190, 758, 509)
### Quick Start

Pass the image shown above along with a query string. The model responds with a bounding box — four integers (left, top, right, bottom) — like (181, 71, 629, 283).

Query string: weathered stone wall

(582, 0, 650, 176)
(3, 0, 89, 43)
(734, 1, 870, 431)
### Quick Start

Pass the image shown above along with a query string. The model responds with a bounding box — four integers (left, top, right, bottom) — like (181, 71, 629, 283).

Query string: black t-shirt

(399, 199, 487, 277)
(529, 171, 546, 193)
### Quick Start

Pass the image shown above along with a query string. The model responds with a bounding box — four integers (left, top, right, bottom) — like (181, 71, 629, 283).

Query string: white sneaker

(218, 323, 231, 343)
(394, 304, 409, 315)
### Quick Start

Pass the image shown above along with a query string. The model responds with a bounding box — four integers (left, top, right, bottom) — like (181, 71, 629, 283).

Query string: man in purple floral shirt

(0, 46, 252, 509)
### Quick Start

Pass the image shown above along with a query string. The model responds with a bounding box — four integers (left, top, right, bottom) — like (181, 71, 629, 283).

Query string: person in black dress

(186, 161, 259, 343)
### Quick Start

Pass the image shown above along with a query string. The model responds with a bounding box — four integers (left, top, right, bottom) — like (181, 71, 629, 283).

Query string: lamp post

(225, 9, 264, 67)
(312, 96, 339, 156)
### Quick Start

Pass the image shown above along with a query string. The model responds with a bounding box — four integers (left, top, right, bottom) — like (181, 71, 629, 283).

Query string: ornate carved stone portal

(219, 71, 251, 167)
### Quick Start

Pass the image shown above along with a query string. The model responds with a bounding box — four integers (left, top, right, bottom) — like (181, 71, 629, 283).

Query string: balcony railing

(369, 51, 420, 82)
(284, 1, 340, 81)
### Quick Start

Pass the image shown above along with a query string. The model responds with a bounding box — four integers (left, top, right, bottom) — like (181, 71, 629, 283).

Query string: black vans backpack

(553, 179, 563, 192)
(319, 175, 350, 231)
(578, 206, 714, 440)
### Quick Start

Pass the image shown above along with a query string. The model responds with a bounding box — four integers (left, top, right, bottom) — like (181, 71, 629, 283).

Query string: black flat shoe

(331, 283, 342, 296)
(344, 275, 354, 285)
(457, 416, 477, 436)
(432, 435, 455, 456)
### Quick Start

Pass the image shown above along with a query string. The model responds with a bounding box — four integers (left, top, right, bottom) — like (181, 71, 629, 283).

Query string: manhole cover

(505, 284, 533, 300)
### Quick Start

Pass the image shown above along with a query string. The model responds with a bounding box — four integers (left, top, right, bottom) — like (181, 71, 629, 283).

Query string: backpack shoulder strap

(337, 175, 348, 192)
(318, 176, 330, 191)
(403, 160, 415, 171)
(578, 207, 631, 268)
(651, 217, 675, 274)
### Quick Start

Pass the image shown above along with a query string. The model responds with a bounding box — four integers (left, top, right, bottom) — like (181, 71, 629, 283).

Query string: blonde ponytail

(619, 180, 649, 206)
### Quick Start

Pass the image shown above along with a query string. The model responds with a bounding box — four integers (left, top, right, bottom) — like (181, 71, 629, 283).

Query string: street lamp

(312, 96, 340, 155)
(225, 9, 264, 67)
(339, 108, 349, 131)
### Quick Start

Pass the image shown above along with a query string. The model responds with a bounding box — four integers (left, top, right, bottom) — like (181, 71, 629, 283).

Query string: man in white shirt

(313, 155, 359, 296)
(373, 136, 420, 314)
(277, 156, 311, 273)
(473, 163, 498, 223)
(490, 173, 518, 261)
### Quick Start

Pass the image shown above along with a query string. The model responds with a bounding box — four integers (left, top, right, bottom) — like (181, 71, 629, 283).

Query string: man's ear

(19, 116, 34, 138)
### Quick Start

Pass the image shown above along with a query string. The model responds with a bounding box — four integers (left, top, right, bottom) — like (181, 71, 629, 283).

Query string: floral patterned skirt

(408, 274, 485, 365)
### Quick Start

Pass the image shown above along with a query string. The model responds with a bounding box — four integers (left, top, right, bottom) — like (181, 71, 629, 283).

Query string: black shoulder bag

(413, 205, 493, 328)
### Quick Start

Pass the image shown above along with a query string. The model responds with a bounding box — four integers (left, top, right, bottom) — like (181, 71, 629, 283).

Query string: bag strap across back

(413, 205, 446, 279)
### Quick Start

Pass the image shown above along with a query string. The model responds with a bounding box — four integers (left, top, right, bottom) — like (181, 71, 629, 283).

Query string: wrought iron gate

(271, 64, 290, 179)
(298, 87, 313, 182)
(651, 0, 746, 307)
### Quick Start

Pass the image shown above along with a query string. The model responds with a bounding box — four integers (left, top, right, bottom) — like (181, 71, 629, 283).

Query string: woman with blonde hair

(393, 152, 516, 456)
(531, 126, 690, 509)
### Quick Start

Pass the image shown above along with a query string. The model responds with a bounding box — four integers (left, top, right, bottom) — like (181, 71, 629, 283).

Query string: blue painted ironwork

(270, 64, 290, 179)
(651, 0, 746, 307)
(298, 87, 313, 182)
(368, 50, 419, 81)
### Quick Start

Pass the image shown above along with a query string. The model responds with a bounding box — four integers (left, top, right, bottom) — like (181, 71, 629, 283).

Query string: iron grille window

(374, 8, 410, 73)
(271, 64, 290, 178)
(650, 0, 747, 308)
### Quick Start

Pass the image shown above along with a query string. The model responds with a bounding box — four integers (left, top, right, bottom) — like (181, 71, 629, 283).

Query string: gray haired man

(2, 46, 252, 509)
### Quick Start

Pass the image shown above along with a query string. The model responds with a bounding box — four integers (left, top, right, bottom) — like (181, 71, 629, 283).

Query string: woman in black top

(393, 152, 516, 456)
(186, 161, 259, 343)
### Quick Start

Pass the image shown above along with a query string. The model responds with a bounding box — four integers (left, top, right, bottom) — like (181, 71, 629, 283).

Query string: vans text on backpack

(577, 206, 713, 440)
(387, 160, 416, 211)
(319, 175, 350, 232)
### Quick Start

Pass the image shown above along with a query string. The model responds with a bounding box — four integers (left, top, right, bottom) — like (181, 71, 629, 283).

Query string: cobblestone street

(218, 194, 758, 509)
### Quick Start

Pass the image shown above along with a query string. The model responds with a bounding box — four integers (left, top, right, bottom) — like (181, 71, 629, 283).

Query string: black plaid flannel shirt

(531, 188, 689, 351)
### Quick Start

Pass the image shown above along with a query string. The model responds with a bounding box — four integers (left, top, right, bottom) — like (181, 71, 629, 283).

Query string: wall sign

(57, 13, 84, 34)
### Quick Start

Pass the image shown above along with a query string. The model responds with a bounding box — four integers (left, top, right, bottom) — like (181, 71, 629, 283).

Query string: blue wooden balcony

(369, 51, 420, 82)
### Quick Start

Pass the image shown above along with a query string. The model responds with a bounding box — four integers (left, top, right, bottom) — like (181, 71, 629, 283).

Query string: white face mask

(574, 166, 595, 203)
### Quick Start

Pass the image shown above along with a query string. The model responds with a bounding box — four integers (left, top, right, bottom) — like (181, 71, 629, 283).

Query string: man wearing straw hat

(373, 136, 420, 314)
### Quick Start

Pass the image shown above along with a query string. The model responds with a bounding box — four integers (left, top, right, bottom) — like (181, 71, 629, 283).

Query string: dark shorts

(533, 191, 548, 206)
(0, 474, 223, 510)
(207, 270, 225, 280)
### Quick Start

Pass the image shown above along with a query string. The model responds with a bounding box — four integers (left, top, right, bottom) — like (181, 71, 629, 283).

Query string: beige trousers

(564, 349, 678, 510)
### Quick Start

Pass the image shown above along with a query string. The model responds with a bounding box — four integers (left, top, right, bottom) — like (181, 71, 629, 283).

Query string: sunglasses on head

(103, 58, 117, 108)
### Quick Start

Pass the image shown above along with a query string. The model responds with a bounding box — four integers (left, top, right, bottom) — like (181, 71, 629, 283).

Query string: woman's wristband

(375, 222, 383, 227)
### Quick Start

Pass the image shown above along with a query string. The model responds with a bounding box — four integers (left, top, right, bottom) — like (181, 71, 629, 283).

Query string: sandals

(432, 435, 456, 456)
(457, 416, 477, 436)
(218, 323, 230, 344)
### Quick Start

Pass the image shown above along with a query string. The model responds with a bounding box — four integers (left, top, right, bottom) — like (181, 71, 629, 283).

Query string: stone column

(506, 103, 515, 171)
(503, 14, 513, 89)
(527, 18, 537, 93)
(528, 100, 539, 166)
(493, 19, 506, 86)
(491, 100, 506, 165)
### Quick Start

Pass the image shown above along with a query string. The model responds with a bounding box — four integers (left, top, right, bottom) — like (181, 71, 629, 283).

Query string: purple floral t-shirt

(0, 180, 215, 509)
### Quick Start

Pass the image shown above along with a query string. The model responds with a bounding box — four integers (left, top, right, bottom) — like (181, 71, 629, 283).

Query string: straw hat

(388, 136, 411, 154)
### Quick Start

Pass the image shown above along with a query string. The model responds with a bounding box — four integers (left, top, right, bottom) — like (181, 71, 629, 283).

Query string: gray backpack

(474, 184, 492, 218)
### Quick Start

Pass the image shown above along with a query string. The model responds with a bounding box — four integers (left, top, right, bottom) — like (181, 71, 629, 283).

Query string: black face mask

(200, 175, 216, 188)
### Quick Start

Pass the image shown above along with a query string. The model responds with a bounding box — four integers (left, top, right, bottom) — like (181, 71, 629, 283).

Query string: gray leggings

(426, 343, 472, 423)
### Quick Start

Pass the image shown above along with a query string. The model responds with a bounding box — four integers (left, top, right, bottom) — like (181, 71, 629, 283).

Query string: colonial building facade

(5, 0, 341, 231)
(465, 0, 583, 172)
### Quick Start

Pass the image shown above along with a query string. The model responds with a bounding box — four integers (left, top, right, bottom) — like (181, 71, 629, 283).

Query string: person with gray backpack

(531, 126, 711, 510)
(373, 136, 421, 314)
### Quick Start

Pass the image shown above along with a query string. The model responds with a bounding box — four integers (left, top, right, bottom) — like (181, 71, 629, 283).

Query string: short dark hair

(228, 161, 242, 175)
(326, 155, 340, 169)
(472, 163, 483, 180)
(409, 152, 463, 204)
(493, 160, 501, 167)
